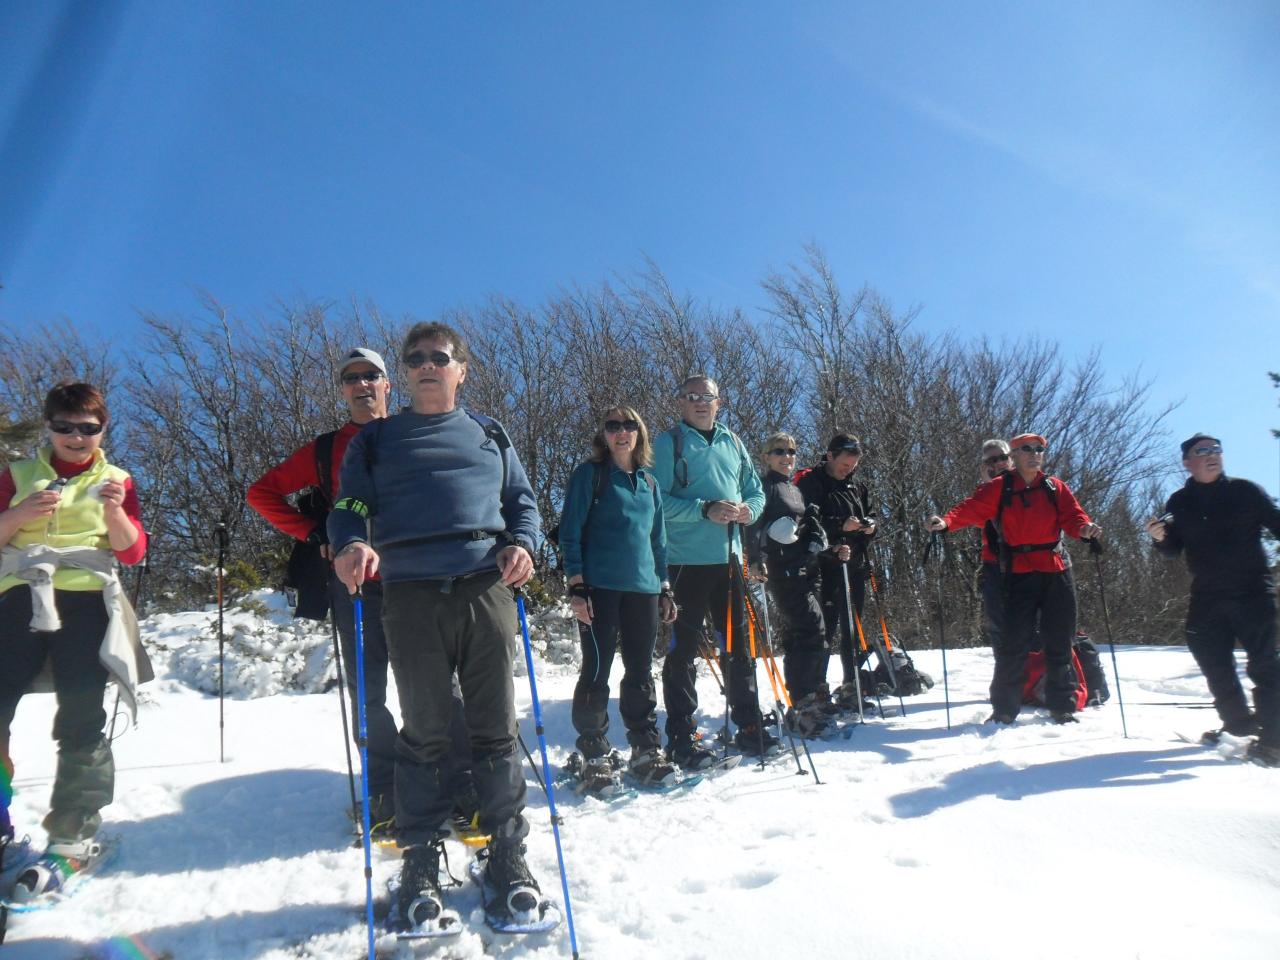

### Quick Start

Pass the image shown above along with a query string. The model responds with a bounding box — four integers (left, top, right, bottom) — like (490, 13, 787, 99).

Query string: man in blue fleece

(330, 321, 543, 928)
(651, 374, 772, 767)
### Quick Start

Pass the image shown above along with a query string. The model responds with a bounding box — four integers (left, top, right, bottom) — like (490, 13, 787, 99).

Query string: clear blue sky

(2, 1, 1278, 496)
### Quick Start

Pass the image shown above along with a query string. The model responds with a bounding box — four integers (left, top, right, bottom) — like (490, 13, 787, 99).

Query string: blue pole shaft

(515, 593, 580, 959)
(352, 590, 376, 960)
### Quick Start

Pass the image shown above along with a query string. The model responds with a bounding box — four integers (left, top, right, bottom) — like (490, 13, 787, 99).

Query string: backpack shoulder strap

(467, 411, 511, 493)
(314, 429, 339, 506)
(667, 425, 689, 492)
(591, 458, 610, 503)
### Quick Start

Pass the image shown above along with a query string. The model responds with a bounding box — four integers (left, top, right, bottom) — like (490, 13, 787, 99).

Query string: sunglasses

(983, 453, 1011, 465)
(604, 419, 640, 433)
(404, 350, 456, 370)
(682, 392, 718, 403)
(1016, 444, 1046, 454)
(341, 370, 385, 385)
(831, 444, 861, 454)
(1190, 443, 1223, 457)
(769, 447, 797, 456)
(49, 420, 104, 436)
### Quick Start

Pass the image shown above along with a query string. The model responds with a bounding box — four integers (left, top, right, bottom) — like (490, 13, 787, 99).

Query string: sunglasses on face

(770, 447, 797, 456)
(404, 350, 456, 370)
(341, 370, 384, 385)
(49, 420, 104, 436)
(1191, 443, 1223, 457)
(604, 419, 640, 433)
(682, 392, 718, 403)
(1016, 444, 1046, 454)
(983, 453, 1011, 466)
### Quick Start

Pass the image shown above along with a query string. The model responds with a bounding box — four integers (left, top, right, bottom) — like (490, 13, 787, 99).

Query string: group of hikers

(2, 319, 1279, 938)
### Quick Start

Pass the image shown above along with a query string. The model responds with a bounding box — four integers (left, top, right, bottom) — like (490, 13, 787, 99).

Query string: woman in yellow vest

(0, 382, 148, 897)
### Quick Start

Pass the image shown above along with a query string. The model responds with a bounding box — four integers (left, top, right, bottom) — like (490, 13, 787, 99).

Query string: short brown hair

(43, 381, 109, 425)
(589, 406, 653, 468)
(402, 321, 469, 364)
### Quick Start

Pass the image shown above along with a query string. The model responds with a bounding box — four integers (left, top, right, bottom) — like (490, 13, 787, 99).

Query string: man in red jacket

(247, 350, 477, 835)
(927, 432, 1101, 724)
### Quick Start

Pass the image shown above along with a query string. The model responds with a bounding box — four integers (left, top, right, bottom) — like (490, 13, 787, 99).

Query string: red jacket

(943, 471, 1090, 574)
(246, 421, 362, 542)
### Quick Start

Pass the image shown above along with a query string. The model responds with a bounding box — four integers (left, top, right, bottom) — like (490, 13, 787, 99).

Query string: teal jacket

(559, 460, 668, 594)
(651, 422, 765, 565)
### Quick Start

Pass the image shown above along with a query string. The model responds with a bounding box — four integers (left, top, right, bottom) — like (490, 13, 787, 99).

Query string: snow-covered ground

(5, 593, 1279, 960)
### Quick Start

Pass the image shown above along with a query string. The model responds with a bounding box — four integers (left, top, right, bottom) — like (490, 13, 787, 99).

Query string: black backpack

(988, 471, 1063, 573)
(284, 429, 339, 621)
(1073, 634, 1111, 705)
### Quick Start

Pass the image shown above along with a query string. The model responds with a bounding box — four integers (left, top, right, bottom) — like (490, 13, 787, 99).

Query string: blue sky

(2, 1, 1278, 496)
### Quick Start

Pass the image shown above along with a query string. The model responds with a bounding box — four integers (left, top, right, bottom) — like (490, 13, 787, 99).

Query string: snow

(5, 594, 1279, 959)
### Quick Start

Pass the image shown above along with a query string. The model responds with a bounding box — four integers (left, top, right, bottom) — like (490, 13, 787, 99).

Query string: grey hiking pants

(382, 570, 527, 847)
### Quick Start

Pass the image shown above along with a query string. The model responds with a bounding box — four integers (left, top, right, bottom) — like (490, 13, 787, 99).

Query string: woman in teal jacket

(559, 406, 677, 792)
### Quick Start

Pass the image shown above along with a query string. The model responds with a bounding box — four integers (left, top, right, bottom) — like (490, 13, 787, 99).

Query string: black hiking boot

(785, 693, 833, 739)
(667, 735, 717, 771)
(1201, 715, 1260, 745)
(1246, 741, 1280, 768)
(628, 746, 678, 786)
(564, 750, 623, 795)
(482, 841, 542, 916)
(813, 683, 842, 718)
(734, 723, 781, 756)
(986, 712, 1017, 726)
(396, 841, 449, 929)
(1051, 711, 1079, 725)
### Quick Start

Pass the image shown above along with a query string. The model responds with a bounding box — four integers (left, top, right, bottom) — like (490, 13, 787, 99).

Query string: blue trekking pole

(515, 590, 581, 959)
(351, 586, 377, 960)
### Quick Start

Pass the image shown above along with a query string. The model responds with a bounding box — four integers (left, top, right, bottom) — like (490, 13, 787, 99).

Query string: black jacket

(746, 470, 826, 572)
(1155, 475, 1280, 596)
(795, 463, 875, 575)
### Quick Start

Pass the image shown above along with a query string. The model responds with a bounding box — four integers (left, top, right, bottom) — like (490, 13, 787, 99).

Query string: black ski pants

(993, 570, 1078, 716)
(0, 586, 113, 843)
(572, 588, 661, 757)
(381, 571, 526, 848)
(767, 572, 827, 702)
(330, 576, 473, 806)
(1186, 591, 1280, 748)
(979, 562, 1003, 650)
(819, 560, 868, 684)
(664, 563, 763, 741)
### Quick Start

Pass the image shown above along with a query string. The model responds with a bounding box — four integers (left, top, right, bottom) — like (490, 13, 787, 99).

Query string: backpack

(284, 429, 339, 621)
(665, 423, 749, 494)
(1073, 633, 1110, 705)
(872, 647, 936, 697)
(1022, 646, 1089, 711)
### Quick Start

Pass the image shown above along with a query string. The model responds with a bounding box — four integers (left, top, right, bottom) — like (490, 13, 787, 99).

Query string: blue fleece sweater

(650, 422, 764, 566)
(558, 460, 667, 594)
(327, 407, 541, 581)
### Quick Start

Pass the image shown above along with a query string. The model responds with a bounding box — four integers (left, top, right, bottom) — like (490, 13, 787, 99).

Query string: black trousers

(819, 561, 868, 684)
(1187, 591, 1280, 747)
(0, 586, 113, 843)
(664, 563, 762, 740)
(993, 571, 1078, 716)
(767, 572, 827, 701)
(572, 588, 661, 756)
(381, 571, 526, 847)
(979, 562, 1003, 649)
(330, 576, 473, 804)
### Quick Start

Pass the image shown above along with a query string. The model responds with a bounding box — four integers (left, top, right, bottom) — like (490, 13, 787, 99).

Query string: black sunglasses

(604, 419, 640, 433)
(341, 370, 385, 385)
(983, 453, 1011, 465)
(1016, 444, 1046, 454)
(769, 447, 797, 456)
(682, 392, 718, 403)
(404, 350, 456, 370)
(49, 420, 104, 436)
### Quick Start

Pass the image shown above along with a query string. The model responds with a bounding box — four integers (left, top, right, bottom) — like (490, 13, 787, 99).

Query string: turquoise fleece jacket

(650, 422, 765, 566)
(558, 460, 667, 594)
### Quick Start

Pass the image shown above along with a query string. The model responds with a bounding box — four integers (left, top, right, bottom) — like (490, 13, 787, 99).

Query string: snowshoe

(785, 693, 834, 739)
(386, 841, 462, 939)
(1050, 711, 1079, 725)
(1201, 716, 1259, 744)
(985, 712, 1017, 726)
(563, 750, 624, 796)
(667, 736, 719, 772)
(448, 809, 491, 848)
(471, 842, 561, 934)
(734, 723, 782, 758)
(627, 747, 678, 788)
(5, 836, 116, 910)
(0, 832, 33, 882)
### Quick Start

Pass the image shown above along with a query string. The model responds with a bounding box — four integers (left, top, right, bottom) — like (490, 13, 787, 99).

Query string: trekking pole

(515, 590, 581, 960)
(865, 555, 907, 717)
(330, 613, 359, 827)
(742, 573, 819, 783)
(722, 524, 736, 761)
(927, 532, 952, 730)
(517, 731, 551, 802)
(850, 607, 886, 720)
(215, 522, 228, 763)
(733, 560, 788, 771)
(1088, 538, 1129, 739)
(729, 535, 768, 768)
(838, 562, 866, 724)
(351, 586, 376, 960)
